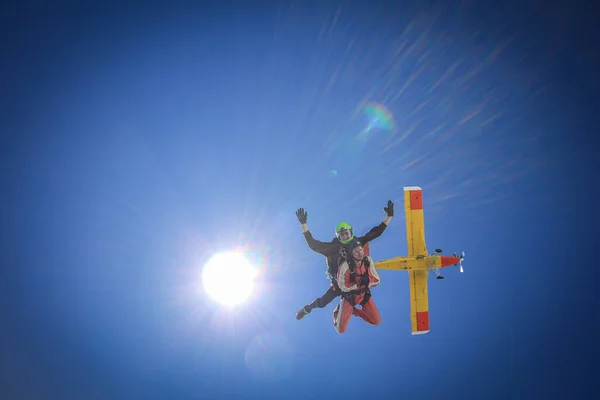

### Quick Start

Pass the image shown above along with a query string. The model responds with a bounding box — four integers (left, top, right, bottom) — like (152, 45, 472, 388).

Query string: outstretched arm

(359, 200, 394, 243)
(296, 208, 339, 257)
(296, 208, 309, 232)
(300, 223, 309, 234)
(382, 199, 394, 226)
(303, 231, 338, 255)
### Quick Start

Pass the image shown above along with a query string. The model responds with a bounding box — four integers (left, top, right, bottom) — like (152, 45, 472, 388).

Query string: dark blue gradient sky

(1, 1, 597, 399)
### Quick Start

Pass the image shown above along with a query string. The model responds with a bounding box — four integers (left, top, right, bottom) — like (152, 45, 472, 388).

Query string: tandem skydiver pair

(294, 200, 394, 333)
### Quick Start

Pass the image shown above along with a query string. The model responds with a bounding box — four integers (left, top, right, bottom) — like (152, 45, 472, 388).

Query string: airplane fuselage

(374, 254, 461, 272)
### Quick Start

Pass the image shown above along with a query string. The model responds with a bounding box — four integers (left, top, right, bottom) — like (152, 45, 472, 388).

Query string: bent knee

(367, 312, 381, 325)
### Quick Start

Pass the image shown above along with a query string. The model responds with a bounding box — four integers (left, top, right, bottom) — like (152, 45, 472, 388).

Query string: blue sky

(1, 1, 597, 399)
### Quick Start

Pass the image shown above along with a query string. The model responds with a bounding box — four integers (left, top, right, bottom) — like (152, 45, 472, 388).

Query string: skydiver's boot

(296, 305, 312, 320)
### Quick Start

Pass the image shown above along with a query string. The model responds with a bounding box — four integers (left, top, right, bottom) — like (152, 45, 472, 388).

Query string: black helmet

(340, 238, 365, 262)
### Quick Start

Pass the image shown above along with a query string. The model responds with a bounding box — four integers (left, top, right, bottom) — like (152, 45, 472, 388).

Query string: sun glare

(202, 252, 257, 306)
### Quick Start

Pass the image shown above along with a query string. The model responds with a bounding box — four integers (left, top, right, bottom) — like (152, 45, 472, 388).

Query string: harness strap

(342, 287, 371, 306)
(341, 255, 373, 306)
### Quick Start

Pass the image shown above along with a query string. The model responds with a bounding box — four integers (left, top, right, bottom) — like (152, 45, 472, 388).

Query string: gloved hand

(296, 208, 307, 224)
(384, 200, 394, 217)
(360, 274, 370, 287)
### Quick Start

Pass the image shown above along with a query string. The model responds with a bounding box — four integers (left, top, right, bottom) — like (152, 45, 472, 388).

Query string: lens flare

(359, 102, 394, 139)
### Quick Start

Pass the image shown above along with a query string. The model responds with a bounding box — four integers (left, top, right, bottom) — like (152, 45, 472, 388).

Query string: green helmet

(335, 221, 354, 244)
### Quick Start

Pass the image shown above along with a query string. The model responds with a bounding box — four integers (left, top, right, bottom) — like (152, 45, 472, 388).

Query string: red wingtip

(409, 190, 423, 210)
(416, 311, 430, 331)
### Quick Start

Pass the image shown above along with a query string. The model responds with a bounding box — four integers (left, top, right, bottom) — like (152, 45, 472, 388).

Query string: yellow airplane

(364, 186, 464, 335)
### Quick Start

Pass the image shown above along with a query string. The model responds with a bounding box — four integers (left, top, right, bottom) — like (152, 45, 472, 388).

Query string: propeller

(458, 251, 465, 273)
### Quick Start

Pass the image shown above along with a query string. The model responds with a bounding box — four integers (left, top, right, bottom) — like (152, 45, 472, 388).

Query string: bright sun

(202, 252, 257, 306)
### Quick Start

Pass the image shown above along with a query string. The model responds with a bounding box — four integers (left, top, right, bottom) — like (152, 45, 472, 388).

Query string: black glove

(384, 200, 394, 217)
(360, 274, 370, 287)
(296, 208, 307, 224)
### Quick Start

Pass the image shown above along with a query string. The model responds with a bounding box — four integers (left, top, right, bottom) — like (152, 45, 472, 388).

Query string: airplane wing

(404, 186, 430, 334)
(409, 270, 430, 334)
(404, 186, 427, 257)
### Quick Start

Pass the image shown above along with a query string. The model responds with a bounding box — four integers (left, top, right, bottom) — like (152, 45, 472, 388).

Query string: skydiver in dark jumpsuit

(295, 200, 394, 320)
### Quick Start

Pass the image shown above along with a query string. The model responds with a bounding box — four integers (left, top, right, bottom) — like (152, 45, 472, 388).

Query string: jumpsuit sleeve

(336, 261, 358, 292)
(367, 256, 381, 288)
(303, 231, 340, 259)
(357, 222, 388, 244)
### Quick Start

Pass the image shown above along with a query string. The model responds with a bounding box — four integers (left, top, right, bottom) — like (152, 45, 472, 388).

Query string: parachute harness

(343, 256, 371, 307)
